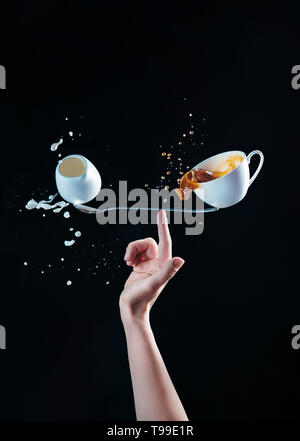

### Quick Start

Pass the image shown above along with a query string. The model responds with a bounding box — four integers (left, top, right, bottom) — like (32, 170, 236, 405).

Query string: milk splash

(64, 239, 75, 247)
(50, 138, 63, 152)
(25, 193, 69, 213)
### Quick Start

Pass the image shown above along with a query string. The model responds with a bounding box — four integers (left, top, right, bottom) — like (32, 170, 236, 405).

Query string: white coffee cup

(193, 150, 264, 208)
(55, 154, 101, 204)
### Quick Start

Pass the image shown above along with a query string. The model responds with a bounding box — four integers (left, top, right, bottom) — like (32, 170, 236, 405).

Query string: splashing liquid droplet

(64, 240, 75, 247)
(50, 138, 63, 152)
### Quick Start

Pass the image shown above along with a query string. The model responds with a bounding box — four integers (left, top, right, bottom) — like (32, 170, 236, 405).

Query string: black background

(0, 2, 299, 421)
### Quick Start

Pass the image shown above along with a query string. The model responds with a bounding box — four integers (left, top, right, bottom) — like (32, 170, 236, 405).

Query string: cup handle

(247, 150, 264, 187)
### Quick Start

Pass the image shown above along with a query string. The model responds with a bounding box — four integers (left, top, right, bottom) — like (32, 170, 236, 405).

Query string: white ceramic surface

(193, 150, 264, 208)
(55, 154, 102, 204)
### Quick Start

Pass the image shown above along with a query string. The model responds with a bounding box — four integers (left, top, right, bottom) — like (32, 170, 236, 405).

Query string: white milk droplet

(53, 202, 69, 213)
(64, 240, 75, 247)
(25, 199, 38, 210)
(61, 258, 64, 261)
(74, 231, 81, 237)
(69, 227, 74, 231)
(64, 211, 70, 218)
(50, 138, 63, 151)
(77, 268, 80, 271)
(67, 280, 72, 286)
(69, 131, 73, 137)
(106, 281, 110, 285)
(24, 262, 28, 266)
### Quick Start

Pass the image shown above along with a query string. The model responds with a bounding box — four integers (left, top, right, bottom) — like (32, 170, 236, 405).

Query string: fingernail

(173, 258, 185, 269)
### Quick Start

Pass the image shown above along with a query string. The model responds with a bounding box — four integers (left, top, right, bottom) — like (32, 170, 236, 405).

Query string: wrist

(119, 298, 151, 329)
(121, 313, 153, 342)
(120, 302, 149, 326)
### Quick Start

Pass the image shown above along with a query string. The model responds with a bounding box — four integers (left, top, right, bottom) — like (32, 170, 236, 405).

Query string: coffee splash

(175, 154, 243, 200)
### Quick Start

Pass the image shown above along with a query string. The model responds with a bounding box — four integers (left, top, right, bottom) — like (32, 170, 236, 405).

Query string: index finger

(157, 210, 172, 263)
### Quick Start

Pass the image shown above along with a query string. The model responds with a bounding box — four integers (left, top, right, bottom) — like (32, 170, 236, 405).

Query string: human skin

(119, 210, 188, 421)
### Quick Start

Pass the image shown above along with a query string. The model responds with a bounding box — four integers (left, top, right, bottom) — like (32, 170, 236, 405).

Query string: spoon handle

(73, 203, 219, 214)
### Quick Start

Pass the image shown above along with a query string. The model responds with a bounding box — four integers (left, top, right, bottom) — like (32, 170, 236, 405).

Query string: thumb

(150, 257, 185, 292)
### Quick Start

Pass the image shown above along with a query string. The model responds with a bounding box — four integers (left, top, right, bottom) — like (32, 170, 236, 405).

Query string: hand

(119, 210, 185, 324)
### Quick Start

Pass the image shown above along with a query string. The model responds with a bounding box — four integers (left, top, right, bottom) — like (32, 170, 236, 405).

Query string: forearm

(122, 313, 188, 421)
